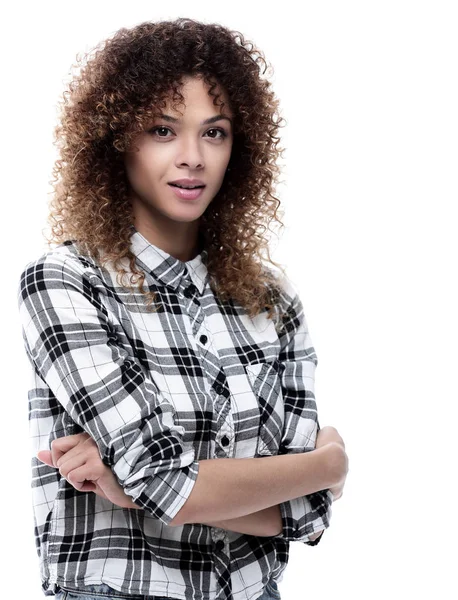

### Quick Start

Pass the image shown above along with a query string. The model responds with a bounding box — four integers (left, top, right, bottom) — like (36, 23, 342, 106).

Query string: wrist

(123, 495, 143, 510)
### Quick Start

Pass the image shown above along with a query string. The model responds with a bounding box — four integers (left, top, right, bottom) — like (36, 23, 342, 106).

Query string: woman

(17, 17, 348, 600)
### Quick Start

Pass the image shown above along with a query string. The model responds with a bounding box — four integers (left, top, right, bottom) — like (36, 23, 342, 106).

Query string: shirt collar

(129, 226, 209, 295)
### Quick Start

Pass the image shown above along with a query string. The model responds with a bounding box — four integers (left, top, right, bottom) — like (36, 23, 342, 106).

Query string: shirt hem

(44, 577, 269, 600)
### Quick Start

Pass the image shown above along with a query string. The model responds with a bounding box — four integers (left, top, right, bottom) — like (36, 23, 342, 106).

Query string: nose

(175, 136, 204, 170)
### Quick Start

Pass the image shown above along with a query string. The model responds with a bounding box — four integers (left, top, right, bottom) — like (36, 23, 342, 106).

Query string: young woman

(17, 18, 348, 600)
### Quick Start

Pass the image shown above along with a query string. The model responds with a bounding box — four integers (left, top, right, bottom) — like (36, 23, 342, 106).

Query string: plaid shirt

(17, 225, 333, 600)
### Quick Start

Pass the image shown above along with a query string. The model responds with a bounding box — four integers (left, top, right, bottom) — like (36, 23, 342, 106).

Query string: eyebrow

(157, 113, 233, 126)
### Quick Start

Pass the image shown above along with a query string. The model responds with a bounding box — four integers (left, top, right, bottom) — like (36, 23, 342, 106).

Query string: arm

(176, 281, 339, 537)
(118, 448, 340, 537)
(268, 277, 335, 545)
(17, 254, 200, 528)
(119, 471, 280, 536)
(173, 446, 340, 526)
(41, 420, 331, 537)
(93, 452, 330, 537)
(193, 281, 340, 540)
(118, 476, 326, 538)
(119, 449, 339, 537)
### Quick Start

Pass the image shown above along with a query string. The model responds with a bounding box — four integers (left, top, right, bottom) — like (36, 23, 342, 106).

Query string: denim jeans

(55, 577, 281, 600)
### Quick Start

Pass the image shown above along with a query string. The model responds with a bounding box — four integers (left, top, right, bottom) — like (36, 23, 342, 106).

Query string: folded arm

(18, 254, 200, 527)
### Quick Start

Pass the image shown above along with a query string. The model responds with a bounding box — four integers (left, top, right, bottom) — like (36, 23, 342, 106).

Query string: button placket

(184, 290, 235, 465)
(221, 435, 230, 446)
(216, 426, 233, 456)
(182, 280, 198, 300)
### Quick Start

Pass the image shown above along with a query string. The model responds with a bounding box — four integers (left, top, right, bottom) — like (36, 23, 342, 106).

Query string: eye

(206, 128, 228, 140)
(149, 126, 173, 138)
(148, 126, 228, 140)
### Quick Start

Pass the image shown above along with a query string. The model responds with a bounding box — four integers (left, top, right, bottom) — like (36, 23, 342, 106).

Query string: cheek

(125, 151, 163, 186)
(124, 157, 143, 189)
(209, 153, 232, 180)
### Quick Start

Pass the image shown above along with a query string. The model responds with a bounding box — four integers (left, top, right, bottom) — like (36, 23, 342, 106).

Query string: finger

(55, 445, 86, 469)
(36, 450, 54, 467)
(51, 433, 89, 468)
(66, 460, 103, 491)
(67, 467, 87, 491)
(58, 452, 88, 480)
(78, 480, 96, 492)
(56, 437, 100, 469)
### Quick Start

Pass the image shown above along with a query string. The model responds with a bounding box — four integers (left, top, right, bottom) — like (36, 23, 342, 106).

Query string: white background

(2, 1, 457, 598)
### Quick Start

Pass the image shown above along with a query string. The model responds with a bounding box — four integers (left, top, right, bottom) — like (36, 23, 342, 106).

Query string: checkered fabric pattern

(17, 225, 333, 599)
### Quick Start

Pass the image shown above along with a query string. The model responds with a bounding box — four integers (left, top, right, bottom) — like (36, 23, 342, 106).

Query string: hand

(36, 433, 139, 509)
(315, 426, 349, 501)
(315, 425, 346, 451)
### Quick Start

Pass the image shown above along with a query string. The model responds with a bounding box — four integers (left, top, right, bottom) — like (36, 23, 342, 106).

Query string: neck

(131, 217, 202, 262)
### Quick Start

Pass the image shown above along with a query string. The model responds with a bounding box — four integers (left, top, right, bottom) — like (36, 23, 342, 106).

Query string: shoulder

(259, 263, 307, 334)
(17, 242, 99, 303)
(261, 263, 301, 307)
(18, 244, 83, 282)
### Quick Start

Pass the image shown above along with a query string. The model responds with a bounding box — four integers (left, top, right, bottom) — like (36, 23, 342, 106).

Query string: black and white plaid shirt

(17, 225, 333, 600)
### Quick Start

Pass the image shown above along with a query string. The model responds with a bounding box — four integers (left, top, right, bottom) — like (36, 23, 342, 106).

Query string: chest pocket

(244, 360, 285, 457)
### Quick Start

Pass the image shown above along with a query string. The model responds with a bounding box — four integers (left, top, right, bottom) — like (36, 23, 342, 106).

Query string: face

(124, 75, 234, 238)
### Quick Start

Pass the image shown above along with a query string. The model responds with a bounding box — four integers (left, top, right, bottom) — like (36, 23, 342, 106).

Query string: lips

(169, 183, 206, 189)
(168, 184, 206, 200)
(168, 177, 206, 187)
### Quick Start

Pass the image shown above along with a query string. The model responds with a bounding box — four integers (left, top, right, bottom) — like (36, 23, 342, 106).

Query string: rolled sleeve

(275, 490, 333, 544)
(272, 273, 334, 544)
(17, 253, 199, 526)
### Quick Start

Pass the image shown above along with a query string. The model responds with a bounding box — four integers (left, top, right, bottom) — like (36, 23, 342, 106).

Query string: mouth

(168, 183, 206, 189)
(168, 183, 206, 200)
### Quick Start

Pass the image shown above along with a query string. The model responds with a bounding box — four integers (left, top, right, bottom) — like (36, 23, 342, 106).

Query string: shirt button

(215, 540, 225, 551)
(221, 435, 230, 446)
(200, 335, 208, 345)
(215, 384, 224, 395)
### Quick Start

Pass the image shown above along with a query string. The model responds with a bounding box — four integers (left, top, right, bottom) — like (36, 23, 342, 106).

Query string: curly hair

(45, 17, 291, 322)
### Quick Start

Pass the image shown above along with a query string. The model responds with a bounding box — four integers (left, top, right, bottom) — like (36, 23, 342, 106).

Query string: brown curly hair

(45, 17, 290, 322)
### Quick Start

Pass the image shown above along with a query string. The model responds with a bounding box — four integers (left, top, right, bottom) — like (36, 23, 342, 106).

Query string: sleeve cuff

(274, 489, 334, 544)
(127, 456, 200, 526)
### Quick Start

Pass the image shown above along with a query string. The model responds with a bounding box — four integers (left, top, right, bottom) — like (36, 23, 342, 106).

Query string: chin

(166, 210, 206, 223)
